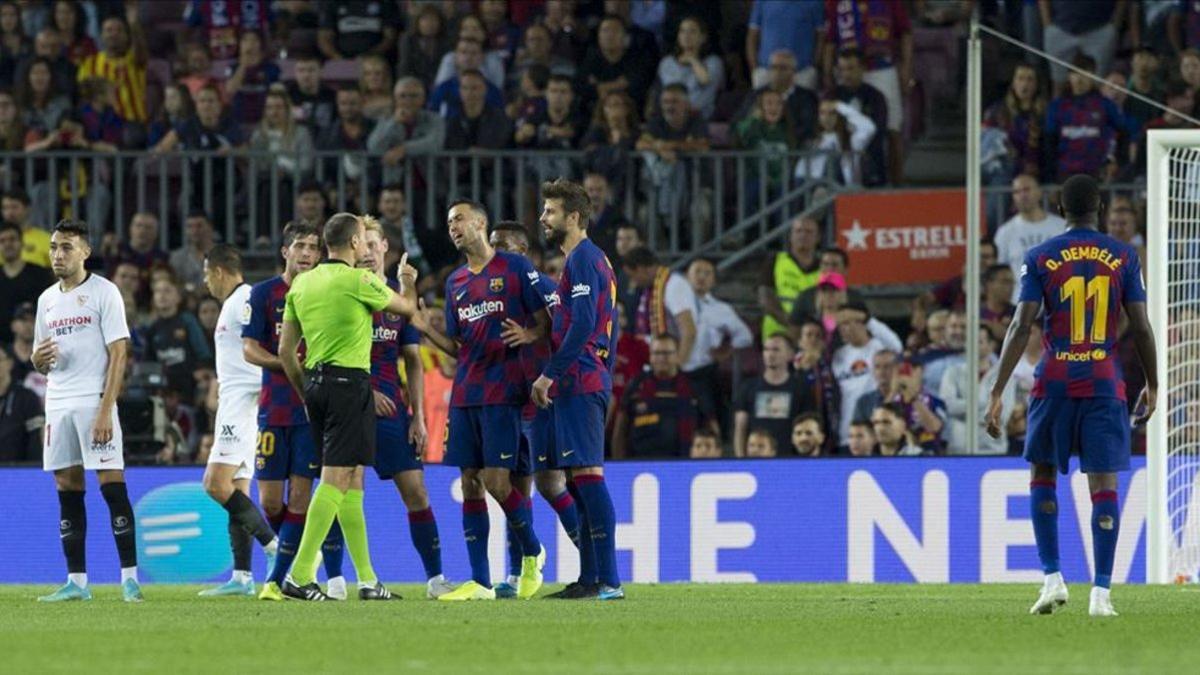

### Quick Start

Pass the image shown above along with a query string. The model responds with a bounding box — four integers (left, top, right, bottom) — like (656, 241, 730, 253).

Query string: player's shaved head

(1059, 174, 1101, 221)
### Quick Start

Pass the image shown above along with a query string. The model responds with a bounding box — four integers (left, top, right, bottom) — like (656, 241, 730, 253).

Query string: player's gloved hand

(500, 318, 537, 347)
(1134, 386, 1157, 426)
(92, 410, 114, 447)
(373, 389, 397, 418)
(33, 338, 59, 372)
(532, 374, 553, 409)
(409, 415, 428, 454)
(984, 392, 1004, 440)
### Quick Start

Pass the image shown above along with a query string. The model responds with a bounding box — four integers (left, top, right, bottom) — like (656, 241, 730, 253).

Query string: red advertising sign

(835, 189, 983, 285)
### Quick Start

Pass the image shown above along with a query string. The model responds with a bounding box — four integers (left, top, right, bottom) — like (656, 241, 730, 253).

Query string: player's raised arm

(278, 319, 305, 399)
(384, 252, 419, 317)
(987, 301, 1041, 438)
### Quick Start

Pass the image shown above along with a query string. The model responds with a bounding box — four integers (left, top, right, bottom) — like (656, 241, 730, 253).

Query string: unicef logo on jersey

(134, 482, 231, 582)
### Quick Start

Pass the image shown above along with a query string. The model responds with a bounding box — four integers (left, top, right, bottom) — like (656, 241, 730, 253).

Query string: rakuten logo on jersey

(458, 300, 505, 323)
(372, 326, 399, 342)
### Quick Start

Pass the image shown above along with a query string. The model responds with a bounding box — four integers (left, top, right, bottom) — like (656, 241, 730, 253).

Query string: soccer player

(357, 216, 453, 599)
(533, 178, 623, 600)
(408, 200, 548, 601)
(987, 174, 1158, 618)
(275, 213, 419, 601)
(243, 223, 347, 600)
(488, 220, 582, 599)
(198, 244, 280, 596)
(33, 220, 141, 602)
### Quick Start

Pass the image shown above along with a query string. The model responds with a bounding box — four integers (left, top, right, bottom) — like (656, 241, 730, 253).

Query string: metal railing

(0, 148, 848, 260)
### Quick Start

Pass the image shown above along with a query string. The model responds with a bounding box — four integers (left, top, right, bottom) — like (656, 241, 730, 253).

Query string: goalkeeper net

(1148, 130, 1200, 583)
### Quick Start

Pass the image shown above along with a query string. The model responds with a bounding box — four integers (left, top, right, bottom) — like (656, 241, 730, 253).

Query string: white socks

(120, 567, 138, 584)
(264, 537, 279, 555)
(1045, 571, 1065, 587)
(68, 573, 88, 588)
(232, 570, 252, 584)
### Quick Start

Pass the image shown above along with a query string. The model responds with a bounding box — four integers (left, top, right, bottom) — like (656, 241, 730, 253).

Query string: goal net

(1148, 130, 1200, 583)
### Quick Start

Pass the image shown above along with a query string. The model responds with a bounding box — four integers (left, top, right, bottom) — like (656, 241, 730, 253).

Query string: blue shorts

(254, 424, 319, 480)
(552, 392, 609, 469)
(444, 405, 523, 470)
(515, 408, 556, 476)
(1024, 397, 1131, 475)
(374, 412, 422, 480)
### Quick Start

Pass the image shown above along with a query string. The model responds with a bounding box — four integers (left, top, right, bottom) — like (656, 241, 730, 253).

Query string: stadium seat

(321, 59, 361, 83)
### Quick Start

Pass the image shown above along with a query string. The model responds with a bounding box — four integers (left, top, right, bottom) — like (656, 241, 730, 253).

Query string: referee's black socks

(100, 482, 138, 568)
(57, 490, 87, 575)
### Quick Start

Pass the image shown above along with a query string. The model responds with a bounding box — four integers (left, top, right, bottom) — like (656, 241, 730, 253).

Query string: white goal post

(1147, 129, 1200, 583)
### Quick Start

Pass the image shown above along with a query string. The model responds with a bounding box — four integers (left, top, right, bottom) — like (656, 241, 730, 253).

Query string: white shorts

(43, 405, 124, 472)
(863, 66, 903, 132)
(208, 392, 258, 481)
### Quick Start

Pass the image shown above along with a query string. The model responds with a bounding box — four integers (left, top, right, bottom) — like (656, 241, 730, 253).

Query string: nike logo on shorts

(500, 453, 513, 459)
(537, 455, 547, 462)
(308, 463, 320, 470)
(562, 450, 574, 457)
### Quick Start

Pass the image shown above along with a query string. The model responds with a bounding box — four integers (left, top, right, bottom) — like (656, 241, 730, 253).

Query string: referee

(276, 212, 419, 601)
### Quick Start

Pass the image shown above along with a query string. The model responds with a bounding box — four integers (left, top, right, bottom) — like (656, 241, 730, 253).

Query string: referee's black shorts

(303, 364, 376, 468)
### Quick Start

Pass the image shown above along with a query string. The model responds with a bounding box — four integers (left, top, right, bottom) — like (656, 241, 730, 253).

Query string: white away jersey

(216, 283, 261, 400)
(35, 274, 129, 409)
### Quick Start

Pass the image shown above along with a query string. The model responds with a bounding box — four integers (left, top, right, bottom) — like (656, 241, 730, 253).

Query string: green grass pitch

(2, 583, 1198, 674)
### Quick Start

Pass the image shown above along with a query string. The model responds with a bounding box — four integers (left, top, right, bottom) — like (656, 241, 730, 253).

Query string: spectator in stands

(429, 38, 505, 119)
(250, 87, 315, 226)
(583, 171, 626, 258)
(912, 241, 997, 334)
(614, 222, 643, 330)
(8, 300, 35, 381)
(515, 73, 581, 180)
(286, 52, 336, 136)
(790, 413, 826, 457)
(1045, 53, 1132, 182)
(807, 271, 849, 347)
(17, 56, 70, 133)
(1181, 49, 1200, 104)
(789, 247, 863, 327)
(0, 87, 24, 154)
(941, 325, 1014, 455)
(690, 428, 722, 458)
(602, 0, 662, 59)
(1135, 80, 1198, 174)
(169, 211, 216, 290)
(735, 334, 815, 457)
(112, 262, 148, 323)
(145, 275, 213, 406)
(822, 0, 911, 185)
(185, 0, 271, 61)
(686, 257, 754, 435)
(78, 75, 124, 152)
(102, 211, 168, 299)
(509, 22, 574, 91)
(317, 85, 374, 191)
(735, 49, 818, 144)
(367, 76, 445, 187)
(829, 48, 888, 186)
(656, 15, 724, 120)
(293, 179, 327, 229)
(795, 92, 878, 186)
(758, 215, 820, 340)
(78, 14, 147, 123)
(578, 14, 655, 113)
(443, 68, 512, 151)
(746, 0, 824, 91)
(735, 88, 797, 201)
(981, 263, 1016, 343)
(870, 402, 924, 456)
(14, 27, 75, 101)
(1104, 195, 1146, 251)
(746, 428, 777, 457)
(832, 300, 904, 446)
(1171, 3, 1200, 53)
(397, 4, 451, 92)
(178, 42, 221, 98)
(146, 83, 192, 148)
(847, 420, 875, 456)
(0, 1, 28, 86)
(318, 0, 397, 60)
(436, 13, 506, 90)
(1124, 47, 1164, 132)
(610, 298, 648, 418)
(0, 342, 41, 463)
(2, 188, 48, 268)
(506, 61, 548, 121)
(152, 84, 243, 221)
(542, 0, 586, 62)
(51, 0, 95, 66)
(376, 183, 431, 278)
(851, 349, 898, 426)
(920, 309, 966, 392)
(0, 220, 52, 343)
(1100, 70, 1127, 109)
(636, 83, 710, 226)
(196, 295, 220, 355)
(359, 54, 394, 121)
(479, 0, 520, 65)
(582, 90, 640, 196)
(1041, 0, 1121, 93)
(793, 314, 840, 451)
(613, 333, 717, 458)
(984, 63, 1046, 183)
(623, 245, 698, 363)
(888, 357, 947, 454)
(994, 173, 1066, 301)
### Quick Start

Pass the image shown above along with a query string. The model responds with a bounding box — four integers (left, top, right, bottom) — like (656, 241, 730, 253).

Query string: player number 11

(1060, 275, 1110, 345)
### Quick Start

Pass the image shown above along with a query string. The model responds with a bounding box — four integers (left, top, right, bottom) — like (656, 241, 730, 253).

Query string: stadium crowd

(0, 0, 1183, 465)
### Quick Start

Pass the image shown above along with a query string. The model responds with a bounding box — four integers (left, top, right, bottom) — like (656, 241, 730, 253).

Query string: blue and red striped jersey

(242, 275, 308, 426)
(545, 238, 618, 396)
(1019, 228, 1145, 400)
(370, 278, 421, 416)
(521, 269, 560, 420)
(444, 251, 548, 407)
(1045, 92, 1130, 180)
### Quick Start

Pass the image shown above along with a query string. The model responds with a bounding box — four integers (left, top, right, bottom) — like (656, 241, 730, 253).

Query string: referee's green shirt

(283, 260, 393, 370)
